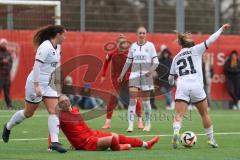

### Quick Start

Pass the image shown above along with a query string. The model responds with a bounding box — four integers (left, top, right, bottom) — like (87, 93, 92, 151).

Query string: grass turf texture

(0, 101, 239, 160)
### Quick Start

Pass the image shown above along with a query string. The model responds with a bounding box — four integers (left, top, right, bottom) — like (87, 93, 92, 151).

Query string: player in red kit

(101, 34, 143, 130)
(56, 95, 160, 151)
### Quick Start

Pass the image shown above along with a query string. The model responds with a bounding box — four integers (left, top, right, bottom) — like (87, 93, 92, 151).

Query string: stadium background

(0, 1, 240, 160)
(0, 0, 240, 100)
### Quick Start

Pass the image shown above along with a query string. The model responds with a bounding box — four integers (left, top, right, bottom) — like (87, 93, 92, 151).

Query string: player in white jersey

(169, 24, 230, 149)
(2, 25, 67, 153)
(118, 26, 159, 132)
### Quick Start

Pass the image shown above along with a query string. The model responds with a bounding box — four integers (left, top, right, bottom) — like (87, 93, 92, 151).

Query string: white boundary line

(1, 132, 240, 142)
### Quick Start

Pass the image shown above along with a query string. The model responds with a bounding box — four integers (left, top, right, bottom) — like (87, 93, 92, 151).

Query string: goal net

(0, 0, 61, 29)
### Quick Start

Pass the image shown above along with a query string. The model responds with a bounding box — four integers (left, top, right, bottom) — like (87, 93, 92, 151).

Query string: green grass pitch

(0, 102, 239, 160)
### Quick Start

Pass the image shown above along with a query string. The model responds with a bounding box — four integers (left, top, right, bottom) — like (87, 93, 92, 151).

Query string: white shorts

(25, 80, 58, 103)
(175, 83, 206, 104)
(129, 85, 154, 91)
(129, 74, 154, 91)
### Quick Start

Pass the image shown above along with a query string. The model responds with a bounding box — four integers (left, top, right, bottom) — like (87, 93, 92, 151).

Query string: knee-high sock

(173, 121, 182, 134)
(142, 100, 151, 126)
(110, 136, 120, 151)
(135, 99, 142, 118)
(6, 110, 26, 130)
(48, 114, 59, 143)
(128, 99, 136, 128)
(118, 134, 143, 147)
(106, 95, 118, 119)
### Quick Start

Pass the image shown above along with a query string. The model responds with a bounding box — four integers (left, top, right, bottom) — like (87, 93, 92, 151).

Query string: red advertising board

(0, 30, 238, 100)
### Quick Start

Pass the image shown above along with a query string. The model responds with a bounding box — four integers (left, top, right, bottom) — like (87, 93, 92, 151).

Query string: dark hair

(33, 25, 65, 47)
(230, 50, 238, 55)
(176, 31, 195, 48)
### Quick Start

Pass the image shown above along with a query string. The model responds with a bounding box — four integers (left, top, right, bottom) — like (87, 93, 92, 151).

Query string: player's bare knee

(24, 111, 34, 118)
(174, 114, 183, 122)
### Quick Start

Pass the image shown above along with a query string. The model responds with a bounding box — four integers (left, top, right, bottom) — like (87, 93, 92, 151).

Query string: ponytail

(33, 25, 65, 48)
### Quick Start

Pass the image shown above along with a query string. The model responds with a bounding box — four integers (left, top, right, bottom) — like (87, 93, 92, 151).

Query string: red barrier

(0, 30, 239, 100)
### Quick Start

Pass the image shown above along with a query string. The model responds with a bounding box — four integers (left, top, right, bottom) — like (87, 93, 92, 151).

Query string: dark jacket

(0, 46, 13, 79)
(224, 53, 240, 79)
(156, 49, 172, 87)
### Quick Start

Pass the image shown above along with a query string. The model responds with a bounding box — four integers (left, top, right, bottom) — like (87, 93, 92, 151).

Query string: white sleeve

(149, 43, 159, 71)
(192, 27, 223, 55)
(33, 60, 43, 82)
(168, 59, 176, 86)
(151, 44, 159, 63)
(168, 75, 175, 86)
(126, 45, 134, 63)
(169, 58, 177, 75)
(35, 46, 49, 63)
(151, 43, 157, 58)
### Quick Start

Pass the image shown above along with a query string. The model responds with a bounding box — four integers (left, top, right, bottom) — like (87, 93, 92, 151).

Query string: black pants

(0, 78, 12, 108)
(226, 76, 239, 106)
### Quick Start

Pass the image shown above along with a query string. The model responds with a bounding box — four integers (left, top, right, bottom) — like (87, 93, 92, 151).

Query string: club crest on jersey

(145, 49, 149, 52)
(52, 52, 55, 55)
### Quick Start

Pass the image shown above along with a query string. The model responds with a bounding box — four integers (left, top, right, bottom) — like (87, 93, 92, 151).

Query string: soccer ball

(180, 131, 197, 148)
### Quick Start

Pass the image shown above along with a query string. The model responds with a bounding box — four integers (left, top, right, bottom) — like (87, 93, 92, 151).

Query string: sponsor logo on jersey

(135, 55, 147, 60)
(51, 62, 58, 67)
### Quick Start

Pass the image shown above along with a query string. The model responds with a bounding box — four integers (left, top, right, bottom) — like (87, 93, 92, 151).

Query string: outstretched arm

(205, 24, 230, 48)
(193, 24, 231, 55)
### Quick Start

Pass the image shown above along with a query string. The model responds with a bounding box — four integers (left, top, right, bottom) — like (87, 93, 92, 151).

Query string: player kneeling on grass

(56, 95, 160, 151)
(169, 24, 231, 149)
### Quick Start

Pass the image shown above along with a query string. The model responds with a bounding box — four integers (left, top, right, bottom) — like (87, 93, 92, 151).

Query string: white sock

(128, 99, 136, 128)
(105, 118, 111, 124)
(143, 100, 151, 127)
(173, 121, 181, 134)
(142, 141, 148, 147)
(205, 125, 214, 141)
(6, 110, 26, 130)
(48, 114, 59, 143)
(138, 117, 143, 122)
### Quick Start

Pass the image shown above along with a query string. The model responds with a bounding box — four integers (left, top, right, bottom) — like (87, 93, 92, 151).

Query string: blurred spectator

(155, 44, 174, 110)
(78, 83, 104, 109)
(202, 54, 214, 108)
(224, 50, 240, 110)
(0, 38, 13, 109)
(62, 76, 79, 106)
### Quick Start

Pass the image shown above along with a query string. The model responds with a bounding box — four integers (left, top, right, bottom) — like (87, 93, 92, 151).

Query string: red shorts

(82, 130, 112, 151)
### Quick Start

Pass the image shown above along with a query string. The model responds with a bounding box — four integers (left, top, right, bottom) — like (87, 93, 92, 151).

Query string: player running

(57, 95, 160, 151)
(101, 34, 143, 129)
(118, 26, 159, 132)
(2, 25, 67, 153)
(169, 24, 231, 149)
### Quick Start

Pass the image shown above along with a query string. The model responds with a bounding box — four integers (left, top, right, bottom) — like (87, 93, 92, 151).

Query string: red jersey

(101, 49, 130, 81)
(59, 107, 94, 149)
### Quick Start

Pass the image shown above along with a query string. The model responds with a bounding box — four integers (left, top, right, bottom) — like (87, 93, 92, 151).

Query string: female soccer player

(118, 26, 159, 132)
(57, 95, 160, 151)
(2, 25, 67, 153)
(101, 34, 143, 129)
(169, 24, 230, 149)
